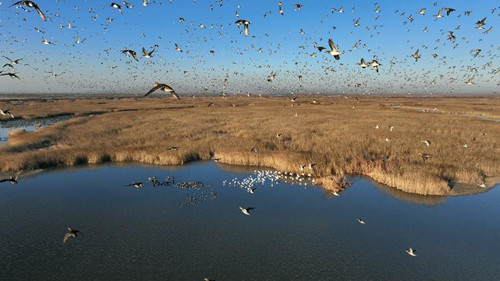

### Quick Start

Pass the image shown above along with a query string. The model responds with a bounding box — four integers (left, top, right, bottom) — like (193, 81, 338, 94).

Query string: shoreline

(1, 96, 499, 196)
(1, 159, 498, 199)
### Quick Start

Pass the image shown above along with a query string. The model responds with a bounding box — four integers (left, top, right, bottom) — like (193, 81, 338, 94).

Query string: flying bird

(326, 39, 341, 60)
(369, 60, 381, 73)
(235, 19, 251, 37)
(63, 227, 81, 244)
(406, 248, 417, 257)
(142, 47, 156, 59)
(110, 2, 123, 14)
(10, 1, 46, 21)
(0, 176, 18, 184)
(122, 49, 139, 62)
(412, 49, 421, 62)
(3, 56, 22, 65)
(144, 82, 180, 100)
(358, 58, 368, 68)
(239, 206, 254, 216)
(0, 73, 20, 79)
(475, 17, 486, 30)
(0, 109, 15, 118)
(126, 181, 144, 188)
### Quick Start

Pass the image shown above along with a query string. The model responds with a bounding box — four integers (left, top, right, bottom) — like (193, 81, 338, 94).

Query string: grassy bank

(0, 95, 499, 195)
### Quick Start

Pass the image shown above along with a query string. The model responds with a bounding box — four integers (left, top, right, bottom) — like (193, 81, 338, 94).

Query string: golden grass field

(0, 95, 499, 196)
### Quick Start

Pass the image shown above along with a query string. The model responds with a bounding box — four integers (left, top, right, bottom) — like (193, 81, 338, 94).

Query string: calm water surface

(0, 162, 499, 281)
(0, 116, 73, 143)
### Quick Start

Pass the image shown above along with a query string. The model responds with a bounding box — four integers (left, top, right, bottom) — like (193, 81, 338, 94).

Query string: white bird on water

(357, 219, 366, 224)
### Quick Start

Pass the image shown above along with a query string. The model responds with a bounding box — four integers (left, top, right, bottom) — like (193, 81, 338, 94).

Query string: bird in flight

(3, 56, 22, 65)
(235, 19, 251, 37)
(42, 37, 54, 45)
(239, 206, 254, 216)
(63, 227, 81, 244)
(475, 17, 487, 30)
(122, 49, 139, 62)
(10, 1, 46, 21)
(406, 248, 417, 256)
(0, 109, 15, 118)
(0, 175, 18, 184)
(126, 181, 144, 188)
(0, 72, 20, 79)
(412, 49, 421, 62)
(144, 82, 180, 100)
(326, 39, 341, 60)
(357, 58, 368, 68)
(142, 47, 156, 59)
(110, 2, 123, 14)
(369, 60, 381, 73)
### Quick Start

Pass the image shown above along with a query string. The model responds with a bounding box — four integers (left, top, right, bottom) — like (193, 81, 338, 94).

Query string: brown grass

(0, 95, 499, 195)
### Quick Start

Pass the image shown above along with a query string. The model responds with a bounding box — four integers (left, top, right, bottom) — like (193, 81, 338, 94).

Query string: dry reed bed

(0, 96, 499, 196)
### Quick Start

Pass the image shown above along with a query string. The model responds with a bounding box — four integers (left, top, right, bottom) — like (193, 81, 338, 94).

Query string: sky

(0, 0, 499, 96)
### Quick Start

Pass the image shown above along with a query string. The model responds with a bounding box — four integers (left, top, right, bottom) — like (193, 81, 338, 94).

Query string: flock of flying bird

(0, 0, 496, 270)
(0, 1, 498, 95)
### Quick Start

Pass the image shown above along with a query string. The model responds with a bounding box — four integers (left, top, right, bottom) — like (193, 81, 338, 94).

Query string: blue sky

(0, 0, 499, 95)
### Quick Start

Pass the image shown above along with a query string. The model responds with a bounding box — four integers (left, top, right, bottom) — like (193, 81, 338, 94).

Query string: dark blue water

(0, 162, 498, 281)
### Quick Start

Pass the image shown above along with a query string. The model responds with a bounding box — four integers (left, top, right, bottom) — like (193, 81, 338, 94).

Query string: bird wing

(9, 1, 23, 7)
(32, 3, 47, 21)
(328, 39, 335, 50)
(131, 52, 139, 62)
(63, 232, 71, 244)
(142, 47, 147, 56)
(171, 92, 180, 100)
(0, 178, 10, 183)
(144, 84, 164, 97)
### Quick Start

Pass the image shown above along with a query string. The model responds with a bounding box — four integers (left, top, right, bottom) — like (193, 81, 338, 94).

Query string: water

(0, 162, 499, 281)
(0, 115, 73, 143)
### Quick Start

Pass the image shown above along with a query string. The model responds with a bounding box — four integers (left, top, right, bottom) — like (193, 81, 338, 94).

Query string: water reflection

(0, 162, 498, 281)
(370, 178, 447, 206)
(0, 115, 73, 143)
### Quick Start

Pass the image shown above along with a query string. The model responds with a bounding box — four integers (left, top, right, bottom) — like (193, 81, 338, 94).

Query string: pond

(0, 162, 498, 280)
